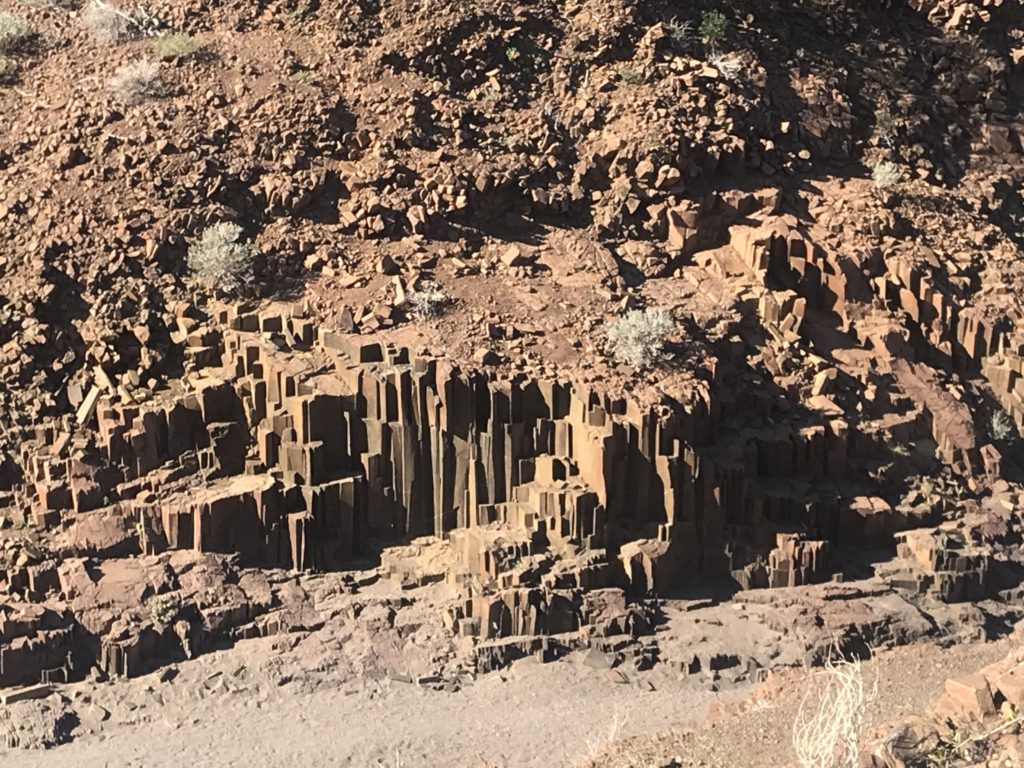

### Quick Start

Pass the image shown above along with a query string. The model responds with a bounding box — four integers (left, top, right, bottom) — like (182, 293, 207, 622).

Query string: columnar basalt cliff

(15, 301, 892, 594)
(4, 281, 1024, 689)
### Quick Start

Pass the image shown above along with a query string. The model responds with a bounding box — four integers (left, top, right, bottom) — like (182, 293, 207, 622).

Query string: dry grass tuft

(792, 654, 876, 768)
(405, 283, 449, 320)
(583, 705, 631, 763)
(82, 0, 163, 42)
(151, 32, 201, 60)
(82, 0, 134, 42)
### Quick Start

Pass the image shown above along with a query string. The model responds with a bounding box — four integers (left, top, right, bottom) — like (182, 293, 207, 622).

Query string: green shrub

(698, 10, 728, 45)
(147, 593, 182, 625)
(874, 106, 895, 148)
(617, 66, 645, 84)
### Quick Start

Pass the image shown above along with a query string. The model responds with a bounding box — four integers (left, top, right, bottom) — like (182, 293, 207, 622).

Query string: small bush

(82, 0, 133, 42)
(108, 59, 163, 104)
(664, 18, 692, 45)
(293, 69, 318, 86)
(870, 160, 900, 188)
(698, 10, 728, 45)
(405, 284, 449, 320)
(889, 442, 911, 458)
(874, 107, 896, 148)
(607, 308, 675, 369)
(991, 409, 1017, 442)
(187, 222, 258, 295)
(152, 32, 201, 60)
(617, 66, 645, 84)
(0, 12, 29, 52)
(147, 593, 181, 625)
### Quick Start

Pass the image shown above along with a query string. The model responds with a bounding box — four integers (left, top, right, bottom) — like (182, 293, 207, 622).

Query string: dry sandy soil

(0, 634, 1014, 768)
(2, 644, 736, 767)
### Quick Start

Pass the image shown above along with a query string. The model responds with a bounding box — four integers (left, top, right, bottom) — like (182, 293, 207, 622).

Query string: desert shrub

(187, 222, 258, 295)
(607, 308, 675, 369)
(664, 18, 692, 45)
(926, 713, 1022, 767)
(83, 0, 162, 42)
(293, 69, 318, 86)
(709, 51, 743, 80)
(874, 106, 896, 148)
(698, 10, 727, 45)
(147, 593, 181, 625)
(792, 655, 875, 768)
(870, 160, 900, 188)
(82, 0, 134, 42)
(504, 30, 548, 81)
(405, 284, 449, 320)
(888, 441, 911, 458)
(991, 409, 1017, 441)
(108, 59, 163, 104)
(152, 32, 200, 60)
(617, 66, 644, 84)
(0, 12, 29, 52)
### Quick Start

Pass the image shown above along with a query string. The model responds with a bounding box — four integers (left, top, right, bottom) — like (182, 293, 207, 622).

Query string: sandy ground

(2, 573, 1014, 768)
(6, 637, 1012, 768)
(1, 647, 742, 768)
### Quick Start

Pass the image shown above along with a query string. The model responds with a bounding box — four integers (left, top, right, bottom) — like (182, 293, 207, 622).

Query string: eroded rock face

(3, 296, 1024, 688)
(0, 549, 319, 688)
(11, 302, 867, 591)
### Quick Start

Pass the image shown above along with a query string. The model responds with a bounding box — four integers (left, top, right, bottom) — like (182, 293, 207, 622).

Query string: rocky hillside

(0, 0, 1024, 762)
(0, 0, 1021, 432)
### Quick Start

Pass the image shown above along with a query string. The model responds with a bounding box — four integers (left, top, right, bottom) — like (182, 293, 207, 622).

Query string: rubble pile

(867, 640, 1024, 768)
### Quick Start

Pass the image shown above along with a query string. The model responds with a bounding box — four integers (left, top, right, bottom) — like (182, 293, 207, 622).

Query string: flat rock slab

(1, 684, 52, 705)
